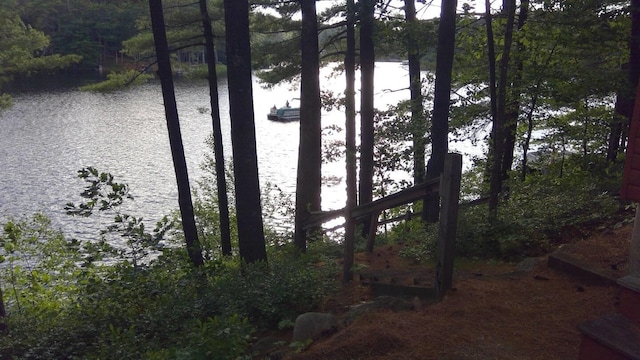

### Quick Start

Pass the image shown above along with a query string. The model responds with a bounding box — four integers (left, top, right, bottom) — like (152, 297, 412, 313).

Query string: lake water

(0, 62, 481, 240)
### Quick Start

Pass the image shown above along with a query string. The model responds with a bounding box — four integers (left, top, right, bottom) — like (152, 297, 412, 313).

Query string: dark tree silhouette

(294, 0, 322, 253)
(488, 0, 517, 221)
(148, 0, 203, 267)
(343, 0, 357, 282)
(424, 0, 457, 223)
(223, 0, 267, 264)
(359, 0, 376, 235)
(404, 0, 426, 186)
(198, 0, 231, 256)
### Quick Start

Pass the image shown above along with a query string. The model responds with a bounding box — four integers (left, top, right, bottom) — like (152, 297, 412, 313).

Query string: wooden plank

(302, 209, 345, 230)
(350, 178, 440, 219)
(435, 153, 462, 301)
(578, 313, 640, 360)
(547, 251, 619, 286)
(370, 283, 436, 300)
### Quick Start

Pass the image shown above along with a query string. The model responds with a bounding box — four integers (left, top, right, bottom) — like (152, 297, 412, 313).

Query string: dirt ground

(286, 221, 634, 360)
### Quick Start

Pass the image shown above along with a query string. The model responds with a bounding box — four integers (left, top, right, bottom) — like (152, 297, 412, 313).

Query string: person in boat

(285, 100, 290, 108)
(271, 104, 277, 113)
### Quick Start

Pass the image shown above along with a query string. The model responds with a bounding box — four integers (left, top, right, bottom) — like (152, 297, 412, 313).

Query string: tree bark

(484, 0, 498, 186)
(488, 0, 517, 221)
(344, 0, 357, 283)
(294, 0, 322, 253)
(359, 0, 376, 236)
(149, 0, 203, 267)
(501, 0, 528, 184)
(424, 0, 457, 223)
(404, 0, 425, 186)
(198, 0, 231, 256)
(223, 0, 267, 264)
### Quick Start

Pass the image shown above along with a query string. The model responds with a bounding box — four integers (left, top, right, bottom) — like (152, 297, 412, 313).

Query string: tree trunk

(424, 0, 457, 223)
(488, 0, 516, 221)
(501, 0, 528, 183)
(521, 90, 539, 181)
(223, 0, 267, 264)
(344, 0, 357, 283)
(149, 0, 203, 267)
(611, 0, 640, 162)
(619, 0, 640, 159)
(484, 0, 498, 187)
(0, 284, 7, 334)
(359, 0, 376, 236)
(199, 0, 231, 256)
(404, 0, 425, 186)
(294, 0, 322, 253)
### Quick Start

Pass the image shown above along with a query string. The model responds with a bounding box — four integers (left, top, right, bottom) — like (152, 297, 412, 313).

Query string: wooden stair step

(547, 251, 619, 286)
(618, 276, 640, 325)
(578, 313, 640, 360)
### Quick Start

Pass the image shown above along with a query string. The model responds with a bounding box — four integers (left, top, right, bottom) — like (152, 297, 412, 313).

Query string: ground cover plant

(0, 169, 338, 360)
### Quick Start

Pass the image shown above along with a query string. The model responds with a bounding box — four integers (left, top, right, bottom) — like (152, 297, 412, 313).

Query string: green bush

(209, 249, 338, 328)
(385, 164, 622, 262)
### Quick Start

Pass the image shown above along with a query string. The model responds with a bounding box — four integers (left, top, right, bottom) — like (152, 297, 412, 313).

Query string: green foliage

(0, 214, 337, 358)
(182, 63, 228, 80)
(123, 0, 225, 67)
(209, 249, 338, 328)
(79, 70, 153, 92)
(385, 158, 622, 262)
(65, 167, 134, 216)
(65, 167, 171, 267)
(0, 214, 82, 317)
(0, 9, 81, 111)
(457, 164, 621, 259)
(0, 162, 340, 359)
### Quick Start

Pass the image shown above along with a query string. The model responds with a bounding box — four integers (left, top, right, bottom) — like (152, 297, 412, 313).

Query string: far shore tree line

(1, 0, 638, 272)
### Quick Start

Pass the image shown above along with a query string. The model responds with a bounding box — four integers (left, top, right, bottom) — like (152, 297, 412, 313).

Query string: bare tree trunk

(294, 0, 322, 253)
(149, 0, 203, 267)
(424, 0, 457, 223)
(501, 0, 528, 184)
(198, 0, 231, 256)
(404, 0, 425, 186)
(223, 0, 267, 264)
(484, 0, 498, 186)
(521, 90, 539, 181)
(359, 0, 376, 236)
(344, 0, 357, 283)
(488, 0, 516, 221)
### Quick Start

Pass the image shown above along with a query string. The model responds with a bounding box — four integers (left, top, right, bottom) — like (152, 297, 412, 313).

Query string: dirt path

(287, 223, 632, 360)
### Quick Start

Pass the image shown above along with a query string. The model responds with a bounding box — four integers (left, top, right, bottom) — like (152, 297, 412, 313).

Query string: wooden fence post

(366, 210, 380, 253)
(435, 153, 462, 301)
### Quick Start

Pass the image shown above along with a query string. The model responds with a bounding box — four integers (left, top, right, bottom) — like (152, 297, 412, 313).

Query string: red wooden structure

(621, 84, 640, 201)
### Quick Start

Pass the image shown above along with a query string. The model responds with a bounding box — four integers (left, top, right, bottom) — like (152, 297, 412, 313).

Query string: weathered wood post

(435, 153, 462, 301)
(619, 83, 640, 322)
(366, 210, 381, 253)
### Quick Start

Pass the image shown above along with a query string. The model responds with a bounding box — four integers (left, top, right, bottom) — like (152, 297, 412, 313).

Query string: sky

(315, 0, 492, 20)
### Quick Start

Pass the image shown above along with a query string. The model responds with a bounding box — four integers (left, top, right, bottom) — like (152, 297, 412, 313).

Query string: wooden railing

(302, 153, 463, 301)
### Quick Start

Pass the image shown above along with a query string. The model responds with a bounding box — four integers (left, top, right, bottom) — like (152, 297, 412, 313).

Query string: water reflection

(0, 63, 478, 241)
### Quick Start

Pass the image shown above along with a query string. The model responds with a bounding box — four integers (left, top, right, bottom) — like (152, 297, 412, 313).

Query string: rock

(292, 312, 338, 342)
(516, 257, 546, 272)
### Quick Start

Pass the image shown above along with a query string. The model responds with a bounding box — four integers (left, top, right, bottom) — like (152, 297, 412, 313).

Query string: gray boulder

(292, 312, 338, 342)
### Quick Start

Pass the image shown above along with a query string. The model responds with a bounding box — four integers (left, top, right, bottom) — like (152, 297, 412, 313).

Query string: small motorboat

(267, 100, 300, 122)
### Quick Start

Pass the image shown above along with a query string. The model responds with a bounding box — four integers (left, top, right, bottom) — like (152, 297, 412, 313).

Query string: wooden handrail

(298, 152, 463, 302)
(302, 177, 440, 230)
